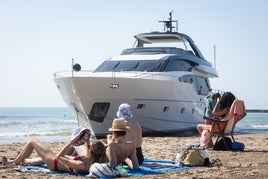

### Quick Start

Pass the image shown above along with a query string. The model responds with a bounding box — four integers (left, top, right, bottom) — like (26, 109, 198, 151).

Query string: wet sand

(0, 134, 267, 178)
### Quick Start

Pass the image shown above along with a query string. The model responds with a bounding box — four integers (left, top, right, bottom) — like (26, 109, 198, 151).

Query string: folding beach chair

(208, 99, 247, 150)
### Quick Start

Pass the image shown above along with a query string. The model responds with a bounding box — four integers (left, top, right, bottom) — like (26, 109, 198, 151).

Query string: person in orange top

(197, 92, 236, 148)
(197, 92, 236, 135)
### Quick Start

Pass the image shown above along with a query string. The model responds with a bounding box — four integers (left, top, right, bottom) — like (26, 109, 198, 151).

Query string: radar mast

(159, 11, 178, 32)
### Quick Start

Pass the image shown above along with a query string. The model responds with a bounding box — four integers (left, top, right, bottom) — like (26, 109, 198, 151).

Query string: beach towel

(221, 99, 246, 122)
(15, 158, 190, 178)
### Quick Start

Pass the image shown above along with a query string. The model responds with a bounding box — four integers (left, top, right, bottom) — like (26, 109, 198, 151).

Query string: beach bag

(231, 141, 245, 151)
(88, 163, 128, 178)
(200, 129, 213, 148)
(183, 148, 205, 166)
(175, 143, 210, 167)
(213, 137, 232, 151)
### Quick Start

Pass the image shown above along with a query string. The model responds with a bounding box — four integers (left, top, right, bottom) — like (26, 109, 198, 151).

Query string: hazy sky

(0, 0, 267, 109)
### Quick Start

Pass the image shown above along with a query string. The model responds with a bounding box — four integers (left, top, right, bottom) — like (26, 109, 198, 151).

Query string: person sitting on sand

(116, 103, 144, 164)
(105, 118, 139, 170)
(2, 127, 108, 174)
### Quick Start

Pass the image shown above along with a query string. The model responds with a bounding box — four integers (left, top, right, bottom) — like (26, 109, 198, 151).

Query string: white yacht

(54, 13, 218, 137)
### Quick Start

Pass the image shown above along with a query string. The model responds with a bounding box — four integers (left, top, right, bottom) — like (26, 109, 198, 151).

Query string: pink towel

(223, 99, 246, 121)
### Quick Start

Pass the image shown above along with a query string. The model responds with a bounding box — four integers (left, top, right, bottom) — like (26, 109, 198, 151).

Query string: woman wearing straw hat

(116, 103, 144, 164)
(106, 118, 139, 170)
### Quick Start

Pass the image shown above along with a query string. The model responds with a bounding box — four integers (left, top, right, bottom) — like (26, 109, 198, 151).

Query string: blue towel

(17, 158, 190, 177)
(127, 158, 190, 177)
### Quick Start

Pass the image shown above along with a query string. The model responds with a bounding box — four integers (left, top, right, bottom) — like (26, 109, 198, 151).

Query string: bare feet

(1, 157, 8, 166)
(0, 156, 16, 168)
(1, 156, 23, 167)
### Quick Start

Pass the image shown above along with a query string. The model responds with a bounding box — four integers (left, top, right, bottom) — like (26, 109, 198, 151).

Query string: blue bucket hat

(116, 103, 133, 120)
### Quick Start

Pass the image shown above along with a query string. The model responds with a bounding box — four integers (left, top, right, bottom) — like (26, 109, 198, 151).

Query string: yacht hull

(54, 76, 205, 137)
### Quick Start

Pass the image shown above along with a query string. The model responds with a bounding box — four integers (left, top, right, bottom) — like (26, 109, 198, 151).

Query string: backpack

(213, 137, 232, 150)
(175, 143, 210, 167)
(231, 141, 245, 151)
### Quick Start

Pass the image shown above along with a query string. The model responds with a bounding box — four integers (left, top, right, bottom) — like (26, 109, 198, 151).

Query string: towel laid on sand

(127, 158, 190, 177)
(15, 158, 190, 177)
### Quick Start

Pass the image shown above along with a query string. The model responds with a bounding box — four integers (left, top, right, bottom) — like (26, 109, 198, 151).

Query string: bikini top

(69, 156, 87, 173)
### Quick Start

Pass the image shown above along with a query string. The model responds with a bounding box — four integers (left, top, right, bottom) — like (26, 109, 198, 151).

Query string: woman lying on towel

(2, 127, 108, 174)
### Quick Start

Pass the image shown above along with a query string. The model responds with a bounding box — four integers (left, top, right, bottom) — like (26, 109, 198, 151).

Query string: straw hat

(109, 118, 129, 132)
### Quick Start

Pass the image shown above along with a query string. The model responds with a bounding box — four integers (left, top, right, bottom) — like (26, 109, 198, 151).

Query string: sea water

(0, 107, 267, 144)
(0, 107, 76, 144)
(235, 112, 268, 134)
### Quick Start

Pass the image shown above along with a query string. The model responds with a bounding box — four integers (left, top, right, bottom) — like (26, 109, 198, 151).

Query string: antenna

(214, 44, 216, 69)
(159, 11, 178, 32)
(72, 58, 74, 77)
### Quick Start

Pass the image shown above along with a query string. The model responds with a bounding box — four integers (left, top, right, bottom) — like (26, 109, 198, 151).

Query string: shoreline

(1, 131, 267, 145)
(1, 134, 268, 178)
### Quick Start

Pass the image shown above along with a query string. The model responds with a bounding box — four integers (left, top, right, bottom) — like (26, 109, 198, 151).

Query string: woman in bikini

(3, 127, 108, 174)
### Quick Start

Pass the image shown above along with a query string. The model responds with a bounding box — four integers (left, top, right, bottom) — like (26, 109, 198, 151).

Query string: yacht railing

(210, 89, 225, 95)
(54, 70, 218, 96)
(53, 70, 184, 81)
(54, 70, 94, 78)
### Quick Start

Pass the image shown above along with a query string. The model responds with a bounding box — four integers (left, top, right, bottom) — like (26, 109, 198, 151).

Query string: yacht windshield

(164, 59, 193, 72)
(94, 60, 165, 72)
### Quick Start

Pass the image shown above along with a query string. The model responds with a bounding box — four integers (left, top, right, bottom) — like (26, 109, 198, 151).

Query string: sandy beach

(0, 134, 267, 178)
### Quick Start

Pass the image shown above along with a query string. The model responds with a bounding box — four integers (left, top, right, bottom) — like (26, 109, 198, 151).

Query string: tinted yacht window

(178, 75, 210, 95)
(196, 76, 210, 95)
(111, 61, 137, 71)
(164, 59, 192, 72)
(94, 61, 119, 72)
(94, 60, 164, 72)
